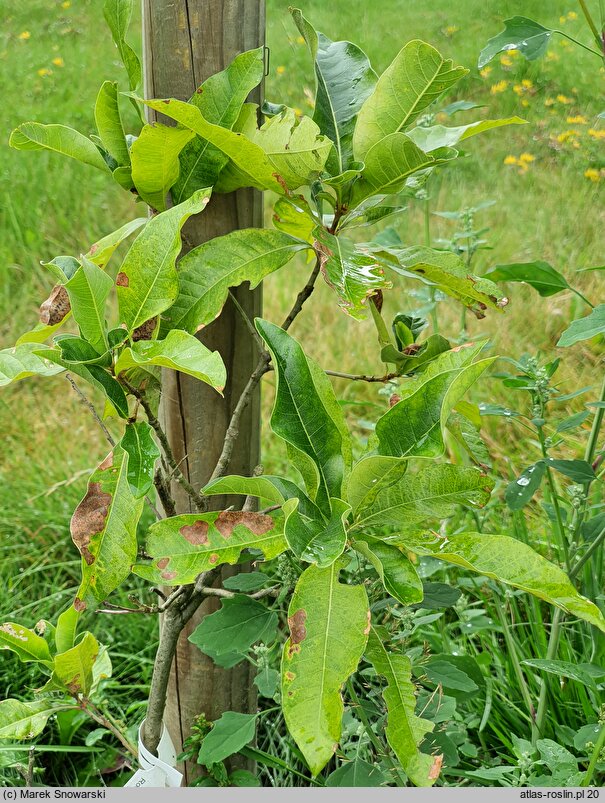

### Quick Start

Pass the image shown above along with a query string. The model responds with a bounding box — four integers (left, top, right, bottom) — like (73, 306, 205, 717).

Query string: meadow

(0, 0, 603, 786)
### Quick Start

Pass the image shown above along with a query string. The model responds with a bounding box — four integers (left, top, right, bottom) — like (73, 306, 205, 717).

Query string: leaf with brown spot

(132, 511, 286, 585)
(71, 444, 144, 607)
(51, 632, 100, 697)
(39, 285, 71, 325)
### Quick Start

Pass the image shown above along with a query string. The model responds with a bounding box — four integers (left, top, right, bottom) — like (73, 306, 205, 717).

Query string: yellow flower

(61, 0, 71, 7)
(500, 54, 513, 67)
(276, 65, 285, 75)
(521, 79, 533, 89)
(52, 57, 64, 67)
(18, 31, 31, 40)
(567, 11, 578, 20)
(296, 36, 305, 44)
(588, 128, 605, 140)
(508, 49, 519, 57)
(490, 80, 508, 95)
(503, 155, 518, 165)
(443, 25, 459, 36)
(544, 97, 555, 107)
(293, 107, 303, 116)
(559, 15, 567, 24)
(513, 84, 523, 96)
(521, 98, 530, 107)
(37, 68, 52, 77)
(519, 153, 535, 163)
(567, 115, 587, 124)
(556, 94, 572, 104)
(546, 52, 560, 63)
(479, 66, 492, 79)
(584, 168, 600, 182)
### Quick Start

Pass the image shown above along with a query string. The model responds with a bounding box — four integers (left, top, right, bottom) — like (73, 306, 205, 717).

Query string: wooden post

(142, 0, 265, 783)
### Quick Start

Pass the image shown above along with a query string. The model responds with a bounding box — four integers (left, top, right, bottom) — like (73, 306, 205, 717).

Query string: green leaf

(283, 497, 350, 567)
(521, 659, 600, 692)
(94, 81, 129, 166)
(198, 712, 257, 767)
(485, 261, 570, 297)
(84, 217, 147, 269)
(189, 596, 277, 658)
(353, 40, 467, 161)
(0, 344, 64, 387)
(130, 123, 194, 211)
(282, 562, 370, 776)
(478, 17, 553, 69)
(505, 462, 546, 511)
(52, 632, 99, 696)
(255, 319, 352, 510)
(313, 228, 392, 319)
(173, 47, 265, 203)
(272, 197, 317, 244)
(354, 463, 492, 530)
(0, 700, 67, 741)
(103, 0, 141, 90)
(64, 257, 113, 354)
(120, 422, 160, 498)
(291, 9, 377, 173)
(71, 444, 144, 608)
(557, 305, 605, 347)
(114, 330, 226, 391)
(254, 666, 280, 699)
(0, 623, 53, 668)
(133, 511, 286, 585)
(391, 532, 605, 632)
(546, 458, 596, 483)
(375, 345, 494, 458)
(116, 189, 211, 333)
(347, 456, 408, 514)
(203, 474, 321, 520)
(375, 246, 506, 316)
(162, 229, 307, 335)
(425, 657, 478, 693)
(353, 537, 423, 605)
(140, 97, 283, 193)
(9, 123, 110, 172)
(223, 572, 271, 592)
(325, 758, 388, 787)
(365, 627, 436, 786)
(407, 117, 527, 152)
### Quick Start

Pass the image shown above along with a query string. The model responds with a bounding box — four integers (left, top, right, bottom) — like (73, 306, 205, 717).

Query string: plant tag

(125, 722, 183, 788)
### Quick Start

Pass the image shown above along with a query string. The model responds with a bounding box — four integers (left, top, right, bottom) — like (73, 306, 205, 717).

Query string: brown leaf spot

(74, 598, 87, 612)
(208, 553, 219, 564)
(39, 284, 71, 325)
(363, 610, 371, 636)
(180, 520, 209, 545)
(161, 570, 177, 581)
(214, 511, 273, 539)
(371, 289, 383, 312)
(98, 452, 113, 471)
(288, 609, 307, 645)
(70, 482, 112, 565)
(116, 272, 129, 287)
(284, 671, 295, 682)
(66, 677, 82, 696)
(429, 754, 443, 781)
(389, 393, 401, 408)
(89, 244, 99, 256)
(132, 316, 158, 342)
(157, 558, 170, 570)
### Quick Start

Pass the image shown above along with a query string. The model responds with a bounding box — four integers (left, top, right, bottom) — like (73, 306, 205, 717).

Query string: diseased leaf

(162, 229, 307, 335)
(478, 17, 553, 69)
(283, 497, 349, 567)
(0, 700, 68, 741)
(557, 305, 605, 347)
(282, 562, 370, 776)
(347, 456, 409, 514)
(272, 197, 317, 244)
(115, 330, 226, 391)
(133, 511, 286, 585)
(203, 474, 321, 520)
(103, 0, 141, 90)
(52, 632, 99, 696)
(117, 189, 211, 333)
(485, 261, 570, 297)
(255, 320, 352, 510)
(70, 445, 144, 609)
(64, 257, 113, 355)
(9, 123, 110, 172)
(365, 627, 437, 786)
(85, 217, 147, 269)
(189, 596, 278, 659)
(0, 623, 53, 668)
(198, 712, 257, 767)
(353, 537, 423, 605)
(130, 123, 194, 211)
(390, 532, 605, 632)
(94, 81, 129, 166)
(353, 40, 467, 160)
(0, 344, 64, 387)
(120, 422, 160, 498)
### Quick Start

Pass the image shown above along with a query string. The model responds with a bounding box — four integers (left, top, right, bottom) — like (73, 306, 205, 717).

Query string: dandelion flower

(500, 54, 513, 67)
(567, 11, 578, 20)
(559, 15, 567, 24)
(61, 0, 71, 7)
(519, 153, 535, 163)
(584, 168, 600, 182)
(18, 31, 31, 40)
(521, 99, 530, 107)
(521, 79, 533, 89)
(490, 80, 508, 95)
(556, 94, 572, 104)
(479, 66, 492, 79)
(276, 65, 285, 75)
(588, 128, 605, 140)
(544, 97, 555, 107)
(52, 57, 64, 67)
(503, 156, 518, 166)
(443, 25, 459, 36)
(37, 68, 52, 77)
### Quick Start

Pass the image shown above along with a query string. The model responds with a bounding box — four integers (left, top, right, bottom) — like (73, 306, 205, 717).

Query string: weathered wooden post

(141, 0, 265, 782)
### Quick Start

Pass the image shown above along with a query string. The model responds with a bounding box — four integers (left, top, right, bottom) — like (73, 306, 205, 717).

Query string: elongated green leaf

(173, 47, 265, 202)
(485, 261, 570, 297)
(133, 511, 285, 585)
(0, 700, 67, 741)
(9, 123, 110, 172)
(353, 537, 423, 605)
(0, 623, 53, 668)
(291, 9, 377, 173)
(314, 228, 392, 319)
(120, 422, 160, 498)
(353, 40, 467, 160)
(52, 632, 99, 696)
(282, 562, 369, 776)
(115, 330, 226, 391)
(366, 627, 437, 786)
(116, 189, 210, 333)
(557, 305, 605, 347)
(347, 456, 408, 514)
(130, 123, 194, 211)
(407, 117, 526, 152)
(64, 257, 113, 355)
(326, 758, 388, 787)
(198, 712, 257, 767)
(283, 497, 349, 567)
(0, 344, 64, 387)
(16, 322, 66, 346)
(103, 0, 141, 90)
(375, 246, 506, 317)
(71, 445, 144, 608)
(190, 596, 277, 658)
(255, 320, 351, 510)
(546, 458, 595, 483)
(140, 97, 283, 193)
(85, 217, 147, 269)
(505, 462, 546, 510)
(521, 659, 601, 692)
(353, 464, 492, 529)
(95, 81, 129, 166)
(203, 474, 321, 519)
(478, 17, 553, 69)
(162, 229, 307, 335)
(391, 532, 605, 632)
(376, 347, 494, 458)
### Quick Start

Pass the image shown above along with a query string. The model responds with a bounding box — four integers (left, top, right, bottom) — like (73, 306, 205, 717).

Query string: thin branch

(280, 256, 322, 331)
(80, 699, 138, 759)
(325, 369, 399, 383)
(66, 374, 115, 447)
(196, 585, 279, 600)
(228, 290, 266, 352)
(154, 468, 176, 518)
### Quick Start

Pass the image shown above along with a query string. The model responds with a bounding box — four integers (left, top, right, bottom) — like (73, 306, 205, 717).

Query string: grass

(0, 0, 604, 786)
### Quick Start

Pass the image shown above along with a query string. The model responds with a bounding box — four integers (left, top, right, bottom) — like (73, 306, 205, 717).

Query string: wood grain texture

(142, 0, 265, 782)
